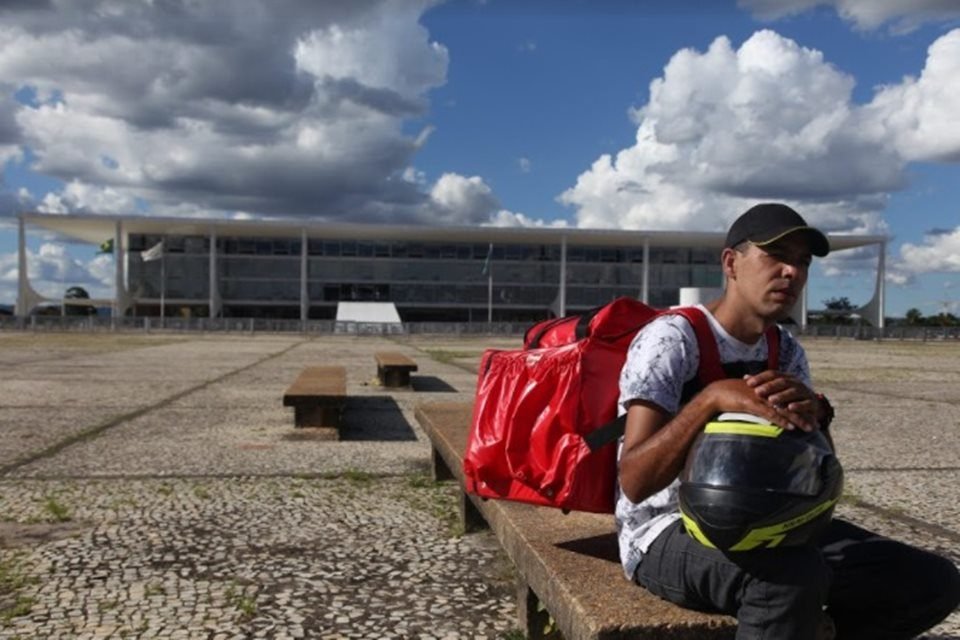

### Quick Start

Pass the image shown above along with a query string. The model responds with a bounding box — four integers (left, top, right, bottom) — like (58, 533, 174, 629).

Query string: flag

(481, 243, 493, 276)
(141, 240, 164, 262)
(97, 238, 114, 254)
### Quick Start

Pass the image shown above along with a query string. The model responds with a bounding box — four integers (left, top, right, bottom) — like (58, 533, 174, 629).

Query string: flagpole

(484, 243, 493, 324)
(487, 267, 493, 324)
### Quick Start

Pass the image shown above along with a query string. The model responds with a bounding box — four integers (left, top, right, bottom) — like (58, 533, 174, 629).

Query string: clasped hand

(705, 371, 820, 432)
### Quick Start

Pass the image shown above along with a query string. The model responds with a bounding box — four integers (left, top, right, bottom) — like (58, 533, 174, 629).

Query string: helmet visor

(682, 429, 832, 497)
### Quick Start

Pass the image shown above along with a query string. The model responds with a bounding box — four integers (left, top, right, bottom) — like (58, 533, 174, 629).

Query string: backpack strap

(673, 306, 780, 381)
(584, 308, 781, 452)
(765, 324, 780, 370)
(583, 414, 628, 451)
(574, 301, 608, 340)
(669, 306, 724, 386)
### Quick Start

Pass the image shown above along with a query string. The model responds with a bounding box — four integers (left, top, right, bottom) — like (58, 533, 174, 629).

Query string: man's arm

(618, 378, 802, 504)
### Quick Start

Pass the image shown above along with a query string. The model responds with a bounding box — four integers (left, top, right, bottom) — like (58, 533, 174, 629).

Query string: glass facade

(127, 234, 722, 321)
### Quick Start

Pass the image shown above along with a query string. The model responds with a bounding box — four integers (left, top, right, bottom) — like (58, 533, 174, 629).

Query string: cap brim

(753, 226, 830, 257)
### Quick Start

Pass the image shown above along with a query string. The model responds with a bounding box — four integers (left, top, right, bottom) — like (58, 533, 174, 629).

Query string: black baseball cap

(725, 203, 830, 257)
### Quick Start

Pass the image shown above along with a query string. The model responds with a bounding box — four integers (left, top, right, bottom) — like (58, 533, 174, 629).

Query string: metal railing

(1, 315, 958, 340)
(0, 315, 531, 336)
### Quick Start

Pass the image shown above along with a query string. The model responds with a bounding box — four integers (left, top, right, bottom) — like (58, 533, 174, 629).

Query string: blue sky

(2, 0, 959, 317)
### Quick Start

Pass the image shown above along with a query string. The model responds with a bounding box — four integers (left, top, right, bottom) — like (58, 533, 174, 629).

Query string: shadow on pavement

(411, 375, 459, 392)
(340, 396, 417, 441)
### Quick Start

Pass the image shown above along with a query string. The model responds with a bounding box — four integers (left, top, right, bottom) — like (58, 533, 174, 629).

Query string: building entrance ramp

(336, 302, 402, 323)
(335, 302, 404, 334)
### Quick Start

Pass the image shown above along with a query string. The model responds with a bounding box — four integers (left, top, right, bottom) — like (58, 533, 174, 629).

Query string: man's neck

(705, 297, 771, 344)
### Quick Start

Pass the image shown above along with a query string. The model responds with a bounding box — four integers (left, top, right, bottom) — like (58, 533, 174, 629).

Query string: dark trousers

(635, 518, 960, 640)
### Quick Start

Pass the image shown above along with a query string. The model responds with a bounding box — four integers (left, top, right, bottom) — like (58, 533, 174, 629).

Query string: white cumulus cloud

(562, 27, 960, 286)
(427, 173, 500, 225)
(864, 29, 960, 163)
(740, 0, 960, 32)
(899, 228, 960, 273)
(0, 0, 496, 225)
(561, 30, 904, 235)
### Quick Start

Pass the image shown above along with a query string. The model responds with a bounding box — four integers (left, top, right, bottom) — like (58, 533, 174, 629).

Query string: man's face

(729, 234, 813, 318)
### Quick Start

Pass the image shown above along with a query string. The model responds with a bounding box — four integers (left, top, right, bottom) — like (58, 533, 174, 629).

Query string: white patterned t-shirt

(614, 305, 810, 579)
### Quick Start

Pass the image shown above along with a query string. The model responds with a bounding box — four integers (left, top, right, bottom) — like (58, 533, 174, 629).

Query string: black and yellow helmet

(679, 412, 843, 552)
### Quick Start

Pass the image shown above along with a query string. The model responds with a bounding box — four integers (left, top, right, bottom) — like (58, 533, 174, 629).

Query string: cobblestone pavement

(1, 332, 959, 639)
(0, 477, 516, 639)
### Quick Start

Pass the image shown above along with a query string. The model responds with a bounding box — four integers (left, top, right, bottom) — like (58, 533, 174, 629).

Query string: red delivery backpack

(463, 296, 780, 514)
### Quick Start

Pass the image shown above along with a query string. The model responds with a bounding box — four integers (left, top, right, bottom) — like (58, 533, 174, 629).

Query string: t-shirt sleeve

(618, 315, 699, 417)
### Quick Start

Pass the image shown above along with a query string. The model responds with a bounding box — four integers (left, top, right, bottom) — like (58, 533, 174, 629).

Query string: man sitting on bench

(616, 204, 960, 638)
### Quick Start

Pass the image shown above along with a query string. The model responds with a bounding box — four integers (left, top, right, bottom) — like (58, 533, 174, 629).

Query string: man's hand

(743, 370, 819, 431)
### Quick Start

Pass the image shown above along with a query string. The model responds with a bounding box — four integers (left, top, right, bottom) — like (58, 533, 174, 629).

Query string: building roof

(20, 211, 886, 251)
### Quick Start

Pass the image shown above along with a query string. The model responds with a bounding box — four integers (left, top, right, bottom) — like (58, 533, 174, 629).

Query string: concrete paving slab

(845, 469, 960, 533)
(0, 406, 120, 469)
(1, 376, 205, 409)
(11, 402, 432, 479)
(831, 389, 960, 469)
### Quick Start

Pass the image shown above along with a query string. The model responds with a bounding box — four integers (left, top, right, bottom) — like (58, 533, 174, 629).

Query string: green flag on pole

(97, 238, 114, 254)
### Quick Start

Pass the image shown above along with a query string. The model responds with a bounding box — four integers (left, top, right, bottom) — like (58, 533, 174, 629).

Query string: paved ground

(0, 331, 958, 639)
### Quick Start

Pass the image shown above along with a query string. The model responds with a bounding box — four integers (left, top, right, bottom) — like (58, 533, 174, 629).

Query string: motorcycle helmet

(679, 412, 843, 552)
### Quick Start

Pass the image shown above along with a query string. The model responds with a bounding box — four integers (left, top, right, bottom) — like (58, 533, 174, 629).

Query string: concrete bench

(375, 351, 418, 388)
(415, 401, 736, 640)
(282, 366, 347, 436)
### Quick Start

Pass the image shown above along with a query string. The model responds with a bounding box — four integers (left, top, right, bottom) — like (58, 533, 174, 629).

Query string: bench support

(294, 405, 341, 429)
(518, 581, 559, 640)
(431, 448, 454, 482)
(375, 352, 418, 388)
(460, 493, 488, 534)
(379, 367, 412, 388)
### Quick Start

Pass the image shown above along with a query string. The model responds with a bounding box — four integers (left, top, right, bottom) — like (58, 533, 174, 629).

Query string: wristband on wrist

(816, 393, 834, 429)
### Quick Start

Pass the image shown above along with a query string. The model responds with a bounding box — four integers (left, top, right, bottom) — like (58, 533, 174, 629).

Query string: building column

(16, 215, 27, 316)
(208, 226, 220, 318)
(300, 228, 309, 323)
(877, 241, 886, 329)
(855, 240, 886, 329)
(15, 216, 48, 316)
(558, 236, 567, 317)
(641, 238, 650, 304)
(800, 287, 808, 330)
(113, 220, 123, 318)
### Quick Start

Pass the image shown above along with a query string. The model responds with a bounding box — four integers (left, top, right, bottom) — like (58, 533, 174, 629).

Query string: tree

(821, 296, 856, 325)
(933, 312, 959, 327)
(904, 308, 924, 325)
(64, 286, 90, 299)
(823, 296, 854, 311)
(64, 286, 96, 316)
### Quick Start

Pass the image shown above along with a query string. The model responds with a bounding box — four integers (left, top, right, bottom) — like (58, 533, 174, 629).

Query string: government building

(15, 212, 888, 327)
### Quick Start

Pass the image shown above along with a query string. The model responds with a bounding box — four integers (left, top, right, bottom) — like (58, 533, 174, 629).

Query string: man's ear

(720, 247, 738, 280)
